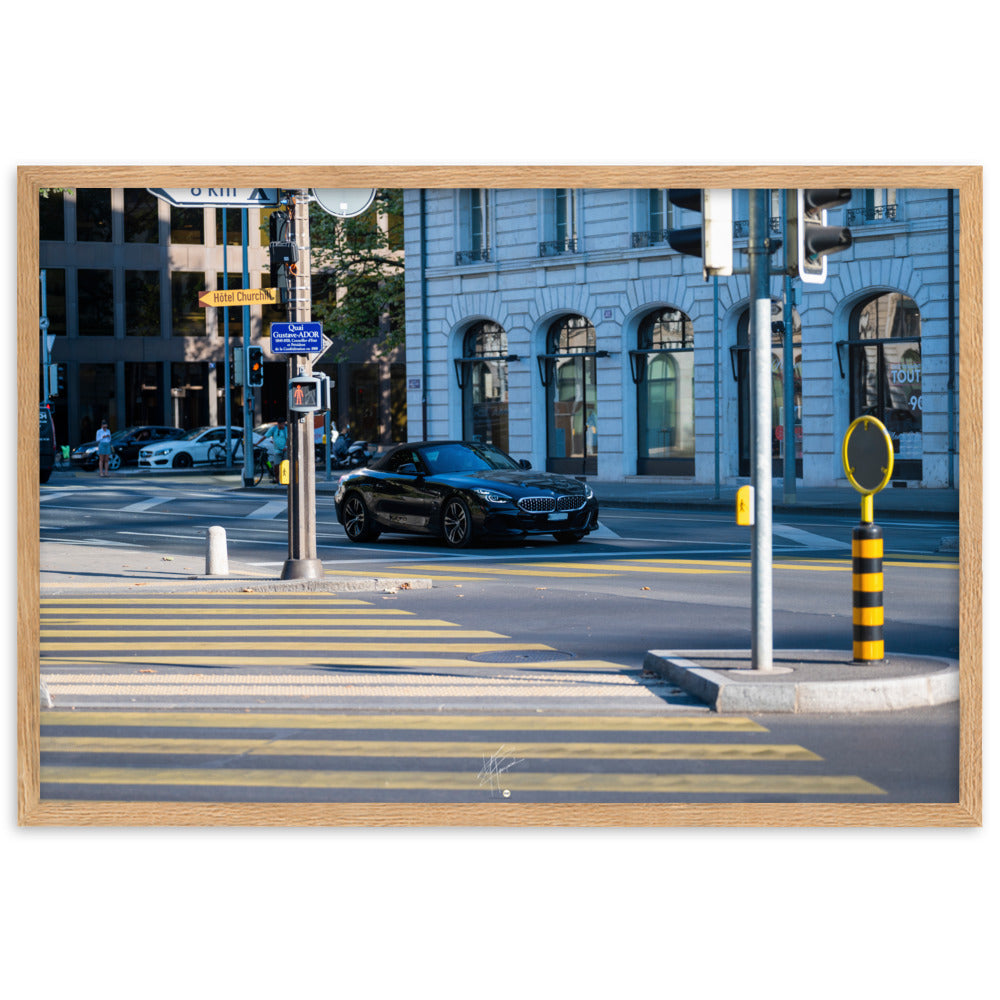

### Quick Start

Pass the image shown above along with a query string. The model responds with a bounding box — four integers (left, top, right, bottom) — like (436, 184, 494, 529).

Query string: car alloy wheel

(108, 453, 122, 471)
(343, 493, 380, 543)
(172, 452, 193, 469)
(442, 496, 473, 548)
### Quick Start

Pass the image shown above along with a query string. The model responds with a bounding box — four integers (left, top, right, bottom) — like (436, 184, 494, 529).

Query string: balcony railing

(538, 237, 579, 257)
(733, 216, 783, 239)
(631, 230, 670, 248)
(455, 247, 491, 265)
(846, 204, 900, 225)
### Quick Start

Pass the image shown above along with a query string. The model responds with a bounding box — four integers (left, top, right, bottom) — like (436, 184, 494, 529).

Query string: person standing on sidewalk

(96, 420, 112, 477)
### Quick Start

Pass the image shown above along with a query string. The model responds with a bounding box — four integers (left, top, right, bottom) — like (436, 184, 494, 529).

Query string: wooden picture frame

(17, 165, 983, 827)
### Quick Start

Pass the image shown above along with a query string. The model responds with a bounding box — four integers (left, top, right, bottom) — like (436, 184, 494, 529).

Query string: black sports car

(334, 441, 599, 547)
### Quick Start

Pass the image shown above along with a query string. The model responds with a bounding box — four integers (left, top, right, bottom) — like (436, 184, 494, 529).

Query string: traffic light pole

(748, 190, 773, 671)
(241, 208, 255, 487)
(281, 190, 323, 580)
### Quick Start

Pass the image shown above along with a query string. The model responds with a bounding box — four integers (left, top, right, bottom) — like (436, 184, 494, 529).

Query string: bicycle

(228, 439, 278, 486)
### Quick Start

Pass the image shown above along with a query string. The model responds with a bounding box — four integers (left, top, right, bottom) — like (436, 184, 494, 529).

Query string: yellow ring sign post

(842, 416, 894, 663)
(842, 415, 894, 523)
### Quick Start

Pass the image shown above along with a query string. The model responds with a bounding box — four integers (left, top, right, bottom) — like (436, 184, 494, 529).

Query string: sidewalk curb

(643, 648, 959, 713)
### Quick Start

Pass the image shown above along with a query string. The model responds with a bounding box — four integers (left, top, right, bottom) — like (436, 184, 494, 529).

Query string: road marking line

(41, 657, 640, 671)
(41, 627, 515, 640)
(40, 710, 767, 731)
(247, 501, 287, 520)
(40, 641, 555, 653)
(120, 498, 172, 513)
(42, 617, 458, 628)
(39, 766, 885, 795)
(773, 524, 851, 549)
(41, 736, 821, 761)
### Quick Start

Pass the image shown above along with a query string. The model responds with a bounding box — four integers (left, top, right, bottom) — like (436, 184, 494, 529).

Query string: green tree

(308, 189, 405, 357)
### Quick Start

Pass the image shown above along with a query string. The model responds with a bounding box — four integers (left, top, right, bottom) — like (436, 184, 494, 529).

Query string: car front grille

(517, 495, 587, 514)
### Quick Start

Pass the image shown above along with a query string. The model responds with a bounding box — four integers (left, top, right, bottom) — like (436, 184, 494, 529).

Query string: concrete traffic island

(642, 648, 958, 713)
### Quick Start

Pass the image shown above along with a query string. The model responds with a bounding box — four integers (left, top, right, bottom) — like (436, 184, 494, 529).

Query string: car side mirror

(518, 459, 532, 470)
(398, 462, 420, 476)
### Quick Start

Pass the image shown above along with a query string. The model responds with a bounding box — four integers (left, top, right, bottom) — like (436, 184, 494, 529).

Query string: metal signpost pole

(281, 191, 322, 580)
(749, 190, 773, 672)
(240, 208, 254, 487)
(783, 270, 796, 503)
(222, 212, 232, 467)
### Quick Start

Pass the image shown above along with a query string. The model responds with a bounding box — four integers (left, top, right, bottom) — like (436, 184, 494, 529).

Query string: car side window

(386, 449, 415, 473)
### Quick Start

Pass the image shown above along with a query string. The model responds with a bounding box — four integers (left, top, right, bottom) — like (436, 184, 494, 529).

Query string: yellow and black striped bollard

(852, 516, 884, 662)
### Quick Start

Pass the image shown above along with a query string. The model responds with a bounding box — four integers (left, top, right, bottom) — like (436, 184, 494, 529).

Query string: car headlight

(149, 447, 174, 456)
(584, 484, 594, 499)
(472, 488, 513, 505)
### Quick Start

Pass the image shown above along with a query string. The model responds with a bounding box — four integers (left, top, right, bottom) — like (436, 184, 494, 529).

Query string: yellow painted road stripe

(41, 641, 554, 653)
(40, 710, 769, 732)
(41, 736, 822, 761)
(42, 657, 633, 672)
(390, 564, 616, 578)
(42, 610, 420, 621)
(39, 766, 884, 795)
(42, 619, 470, 630)
(40, 596, 374, 605)
(41, 628, 510, 640)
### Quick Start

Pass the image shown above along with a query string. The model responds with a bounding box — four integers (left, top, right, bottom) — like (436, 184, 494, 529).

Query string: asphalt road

(35, 474, 962, 806)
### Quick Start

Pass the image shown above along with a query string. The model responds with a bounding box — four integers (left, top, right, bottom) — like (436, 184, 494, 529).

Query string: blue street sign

(270, 322, 324, 354)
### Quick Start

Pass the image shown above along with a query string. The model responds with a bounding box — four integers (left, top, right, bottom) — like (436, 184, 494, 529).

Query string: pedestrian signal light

(247, 346, 264, 387)
(788, 189, 853, 284)
(666, 189, 733, 278)
(289, 376, 321, 412)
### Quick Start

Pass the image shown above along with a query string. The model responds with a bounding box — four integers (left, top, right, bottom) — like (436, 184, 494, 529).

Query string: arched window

(632, 308, 694, 475)
(456, 321, 510, 450)
(848, 292, 922, 480)
(541, 315, 598, 475)
(733, 304, 802, 478)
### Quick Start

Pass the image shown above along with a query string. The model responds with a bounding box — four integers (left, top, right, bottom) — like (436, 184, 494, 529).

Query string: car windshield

(417, 442, 519, 475)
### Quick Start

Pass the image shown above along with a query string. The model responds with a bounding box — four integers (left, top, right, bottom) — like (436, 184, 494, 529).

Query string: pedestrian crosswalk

(39, 708, 886, 803)
(38, 593, 675, 705)
(38, 593, 888, 803)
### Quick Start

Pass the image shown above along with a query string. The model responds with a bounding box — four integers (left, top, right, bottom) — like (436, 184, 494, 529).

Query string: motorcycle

(328, 426, 373, 469)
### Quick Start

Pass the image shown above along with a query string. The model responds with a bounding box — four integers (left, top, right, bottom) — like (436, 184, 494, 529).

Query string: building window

(848, 292, 922, 479)
(631, 190, 675, 247)
(77, 269, 115, 336)
(40, 269, 66, 336)
(539, 189, 579, 256)
(215, 273, 244, 337)
(124, 189, 159, 243)
(39, 191, 65, 242)
(125, 362, 164, 427)
(76, 189, 112, 242)
(543, 315, 597, 475)
(456, 189, 491, 264)
(633, 308, 694, 475)
(216, 207, 244, 246)
(171, 271, 206, 336)
(170, 207, 204, 245)
(78, 363, 117, 444)
(734, 304, 802, 477)
(125, 271, 161, 337)
(458, 321, 509, 451)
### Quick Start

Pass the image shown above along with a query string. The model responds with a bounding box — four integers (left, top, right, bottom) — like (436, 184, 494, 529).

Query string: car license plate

(548, 512, 568, 521)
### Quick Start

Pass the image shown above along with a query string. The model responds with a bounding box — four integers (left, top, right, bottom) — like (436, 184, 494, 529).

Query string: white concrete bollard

(206, 525, 229, 576)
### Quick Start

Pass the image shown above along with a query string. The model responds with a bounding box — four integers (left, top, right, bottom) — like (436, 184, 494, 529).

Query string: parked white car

(138, 426, 245, 469)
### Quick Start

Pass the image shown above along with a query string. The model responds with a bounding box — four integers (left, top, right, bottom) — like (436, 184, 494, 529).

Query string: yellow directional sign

(198, 288, 279, 308)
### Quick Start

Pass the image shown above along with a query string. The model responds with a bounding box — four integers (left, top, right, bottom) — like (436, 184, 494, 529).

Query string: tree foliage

(308, 189, 405, 357)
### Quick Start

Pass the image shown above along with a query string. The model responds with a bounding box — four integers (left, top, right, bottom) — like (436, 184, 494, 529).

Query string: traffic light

(268, 211, 297, 305)
(289, 376, 321, 412)
(47, 363, 66, 397)
(666, 189, 733, 278)
(787, 189, 853, 284)
(247, 346, 264, 387)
